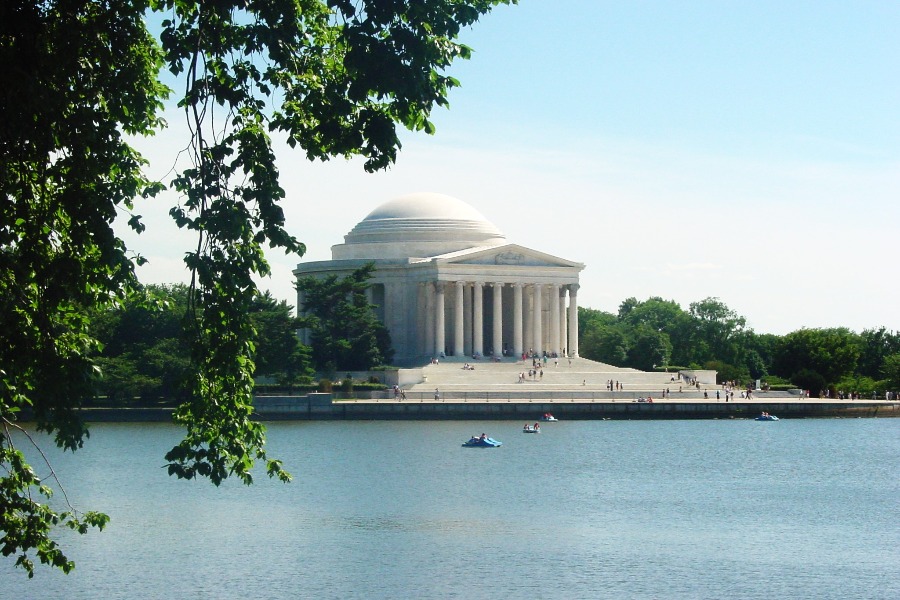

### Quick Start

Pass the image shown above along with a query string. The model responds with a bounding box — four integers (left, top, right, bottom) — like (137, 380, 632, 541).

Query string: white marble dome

(332, 193, 506, 260)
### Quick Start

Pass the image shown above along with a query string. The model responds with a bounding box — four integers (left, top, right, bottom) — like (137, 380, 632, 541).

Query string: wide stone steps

(406, 356, 690, 393)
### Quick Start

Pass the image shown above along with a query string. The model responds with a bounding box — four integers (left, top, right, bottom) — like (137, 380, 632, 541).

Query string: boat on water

(540, 413, 558, 422)
(755, 414, 779, 421)
(523, 424, 541, 433)
(462, 435, 502, 447)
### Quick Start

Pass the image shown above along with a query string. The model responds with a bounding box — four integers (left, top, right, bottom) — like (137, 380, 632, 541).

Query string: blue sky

(126, 1, 899, 335)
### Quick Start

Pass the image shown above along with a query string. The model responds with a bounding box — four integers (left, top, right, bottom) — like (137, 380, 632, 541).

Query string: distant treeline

(93, 285, 900, 402)
(91, 284, 313, 403)
(579, 297, 900, 397)
(92, 272, 394, 404)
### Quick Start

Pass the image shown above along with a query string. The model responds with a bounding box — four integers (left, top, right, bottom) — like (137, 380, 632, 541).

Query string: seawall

(255, 398, 900, 420)
(59, 396, 900, 422)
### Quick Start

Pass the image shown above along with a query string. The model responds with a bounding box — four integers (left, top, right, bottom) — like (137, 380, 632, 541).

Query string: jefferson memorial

(294, 193, 585, 366)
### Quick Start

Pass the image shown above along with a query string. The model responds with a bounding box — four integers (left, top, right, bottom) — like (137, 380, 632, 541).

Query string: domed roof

(339, 193, 506, 253)
(362, 192, 498, 225)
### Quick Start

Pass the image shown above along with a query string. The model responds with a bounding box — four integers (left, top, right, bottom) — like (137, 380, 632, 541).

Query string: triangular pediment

(429, 244, 583, 269)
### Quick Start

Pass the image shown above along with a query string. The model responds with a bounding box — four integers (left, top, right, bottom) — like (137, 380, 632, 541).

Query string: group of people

(719, 383, 743, 402)
(523, 422, 541, 432)
(518, 368, 543, 383)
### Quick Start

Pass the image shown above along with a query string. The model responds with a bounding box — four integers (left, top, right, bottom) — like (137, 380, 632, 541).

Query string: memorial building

(294, 192, 585, 366)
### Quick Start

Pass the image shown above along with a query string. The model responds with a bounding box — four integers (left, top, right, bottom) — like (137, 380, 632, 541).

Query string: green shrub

(318, 378, 333, 393)
(253, 383, 318, 394)
(765, 384, 797, 392)
(352, 382, 388, 391)
(834, 376, 890, 397)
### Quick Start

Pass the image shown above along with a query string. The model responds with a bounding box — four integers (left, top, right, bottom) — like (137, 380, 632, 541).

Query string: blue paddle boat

(755, 414, 779, 421)
(462, 435, 502, 447)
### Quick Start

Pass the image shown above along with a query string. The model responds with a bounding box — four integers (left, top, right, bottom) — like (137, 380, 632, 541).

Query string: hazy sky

(125, 1, 899, 335)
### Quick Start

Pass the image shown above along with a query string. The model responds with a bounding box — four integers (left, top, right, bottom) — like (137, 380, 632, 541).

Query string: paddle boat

(462, 435, 502, 447)
(523, 423, 541, 433)
(755, 413, 779, 421)
(539, 413, 558, 422)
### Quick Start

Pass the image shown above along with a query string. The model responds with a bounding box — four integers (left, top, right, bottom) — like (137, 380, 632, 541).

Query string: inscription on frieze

(495, 252, 525, 265)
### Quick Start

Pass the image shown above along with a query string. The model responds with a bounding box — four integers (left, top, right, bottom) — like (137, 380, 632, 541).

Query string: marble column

(532, 283, 543, 354)
(513, 283, 523, 358)
(473, 281, 484, 357)
(454, 281, 465, 357)
(416, 283, 426, 354)
(434, 281, 445, 357)
(559, 286, 568, 357)
(568, 283, 579, 357)
(492, 282, 503, 357)
(550, 283, 560, 356)
(424, 282, 434, 357)
(463, 283, 472, 356)
(523, 286, 533, 355)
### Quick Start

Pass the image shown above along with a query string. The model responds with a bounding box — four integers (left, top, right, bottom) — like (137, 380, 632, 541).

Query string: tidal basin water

(3, 418, 898, 599)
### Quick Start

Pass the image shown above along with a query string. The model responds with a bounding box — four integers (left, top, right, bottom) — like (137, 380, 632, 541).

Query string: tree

(297, 263, 394, 371)
(688, 297, 747, 366)
(772, 328, 861, 385)
(791, 368, 827, 397)
(620, 296, 682, 332)
(249, 292, 313, 384)
(92, 284, 192, 402)
(1, 0, 512, 576)
(578, 307, 618, 335)
(627, 324, 672, 372)
(856, 328, 900, 380)
(883, 353, 900, 390)
(581, 324, 629, 366)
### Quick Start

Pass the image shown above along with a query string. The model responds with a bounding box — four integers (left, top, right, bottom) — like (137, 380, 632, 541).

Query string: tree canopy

(297, 263, 394, 372)
(579, 297, 898, 397)
(89, 284, 311, 402)
(1, 0, 512, 576)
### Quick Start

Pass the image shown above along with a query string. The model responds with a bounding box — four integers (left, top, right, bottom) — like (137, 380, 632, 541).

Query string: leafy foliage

(579, 298, 898, 392)
(250, 292, 314, 385)
(297, 263, 394, 371)
(1, 0, 166, 576)
(92, 284, 192, 402)
(881, 353, 900, 389)
(88, 284, 310, 402)
(1, 0, 512, 576)
(772, 328, 860, 385)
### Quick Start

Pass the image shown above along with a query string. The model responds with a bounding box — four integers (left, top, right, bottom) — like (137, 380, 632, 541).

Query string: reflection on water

(2, 419, 899, 599)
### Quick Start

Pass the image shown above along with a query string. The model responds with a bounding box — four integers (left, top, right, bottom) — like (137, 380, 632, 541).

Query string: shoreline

(54, 397, 900, 422)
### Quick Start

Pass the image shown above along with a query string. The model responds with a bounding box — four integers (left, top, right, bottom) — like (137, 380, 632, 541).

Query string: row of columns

(428, 281, 579, 359)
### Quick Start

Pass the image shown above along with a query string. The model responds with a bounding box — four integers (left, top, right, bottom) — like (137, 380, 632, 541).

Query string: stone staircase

(405, 356, 689, 394)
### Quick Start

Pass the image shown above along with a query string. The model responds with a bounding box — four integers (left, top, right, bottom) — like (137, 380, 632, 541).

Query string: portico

(413, 268, 581, 359)
(294, 193, 585, 365)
